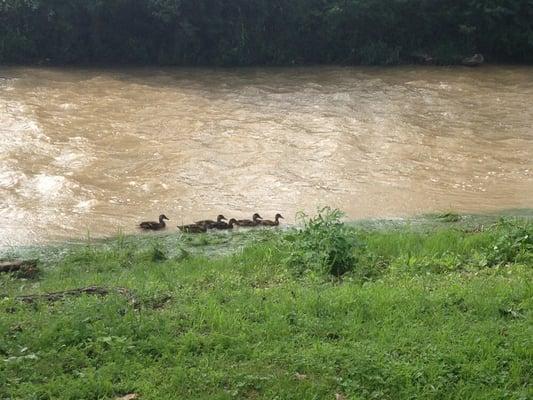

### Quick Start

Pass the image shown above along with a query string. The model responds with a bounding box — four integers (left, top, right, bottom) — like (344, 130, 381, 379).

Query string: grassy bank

(1, 211, 532, 399)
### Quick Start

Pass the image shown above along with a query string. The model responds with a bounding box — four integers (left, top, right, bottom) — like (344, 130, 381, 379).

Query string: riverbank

(2, 0, 532, 65)
(1, 211, 531, 399)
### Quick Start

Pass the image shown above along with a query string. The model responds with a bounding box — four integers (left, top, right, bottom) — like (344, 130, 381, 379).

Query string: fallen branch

(0, 260, 39, 278)
(12, 286, 138, 306)
(4, 285, 174, 310)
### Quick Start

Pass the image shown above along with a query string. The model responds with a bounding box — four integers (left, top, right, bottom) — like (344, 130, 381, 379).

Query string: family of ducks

(139, 213, 284, 233)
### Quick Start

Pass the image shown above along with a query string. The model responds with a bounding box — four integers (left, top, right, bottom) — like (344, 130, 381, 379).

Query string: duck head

(217, 214, 227, 222)
(252, 213, 263, 221)
(275, 213, 284, 221)
(159, 214, 170, 222)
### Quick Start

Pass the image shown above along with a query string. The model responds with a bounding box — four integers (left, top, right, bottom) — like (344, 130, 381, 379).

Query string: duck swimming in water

(260, 213, 284, 226)
(177, 223, 207, 233)
(210, 218, 238, 230)
(139, 214, 169, 231)
(235, 213, 263, 227)
(195, 214, 227, 228)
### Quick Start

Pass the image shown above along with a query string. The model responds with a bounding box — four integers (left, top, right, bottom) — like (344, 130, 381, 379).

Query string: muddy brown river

(0, 66, 532, 246)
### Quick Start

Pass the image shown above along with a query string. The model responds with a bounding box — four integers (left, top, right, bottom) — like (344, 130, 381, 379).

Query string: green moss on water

(0, 213, 532, 399)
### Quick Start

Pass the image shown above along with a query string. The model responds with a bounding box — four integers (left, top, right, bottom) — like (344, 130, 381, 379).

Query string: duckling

(177, 223, 207, 233)
(210, 218, 238, 230)
(195, 214, 227, 228)
(235, 213, 263, 227)
(139, 214, 169, 231)
(260, 213, 284, 226)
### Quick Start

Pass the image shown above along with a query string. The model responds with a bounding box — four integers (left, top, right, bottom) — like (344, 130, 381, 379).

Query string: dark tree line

(1, 0, 532, 65)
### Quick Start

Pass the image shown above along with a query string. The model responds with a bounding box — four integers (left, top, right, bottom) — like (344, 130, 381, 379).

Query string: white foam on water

(35, 174, 67, 195)
(53, 150, 92, 169)
(73, 199, 99, 213)
(59, 103, 77, 110)
(0, 99, 53, 155)
(16, 174, 81, 202)
(0, 168, 26, 189)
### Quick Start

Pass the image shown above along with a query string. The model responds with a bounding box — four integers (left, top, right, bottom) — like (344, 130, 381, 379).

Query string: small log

(0, 260, 37, 272)
(4, 286, 173, 310)
(13, 286, 138, 306)
(0, 260, 39, 278)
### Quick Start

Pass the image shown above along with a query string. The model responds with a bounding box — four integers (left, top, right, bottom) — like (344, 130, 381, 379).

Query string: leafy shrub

(485, 219, 532, 266)
(282, 207, 359, 277)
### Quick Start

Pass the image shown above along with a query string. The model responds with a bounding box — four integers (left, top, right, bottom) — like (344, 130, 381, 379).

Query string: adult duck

(177, 223, 207, 233)
(235, 213, 263, 227)
(139, 214, 169, 231)
(195, 214, 227, 228)
(210, 218, 238, 230)
(260, 213, 284, 226)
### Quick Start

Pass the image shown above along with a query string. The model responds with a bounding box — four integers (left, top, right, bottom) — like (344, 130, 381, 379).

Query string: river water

(0, 66, 532, 246)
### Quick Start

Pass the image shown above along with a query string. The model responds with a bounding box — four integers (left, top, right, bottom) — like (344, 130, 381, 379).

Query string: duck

(139, 214, 169, 230)
(210, 218, 238, 230)
(260, 213, 284, 226)
(177, 223, 207, 233)
(234, 213, 263, 227)
(195, 214, 227, 228)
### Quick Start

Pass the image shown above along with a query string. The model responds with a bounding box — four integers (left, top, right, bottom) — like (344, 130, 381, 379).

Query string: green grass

(0, 214, 532, 400)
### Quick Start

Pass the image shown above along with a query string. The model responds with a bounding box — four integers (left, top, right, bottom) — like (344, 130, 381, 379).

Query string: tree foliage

(1, 0, 532, 65)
